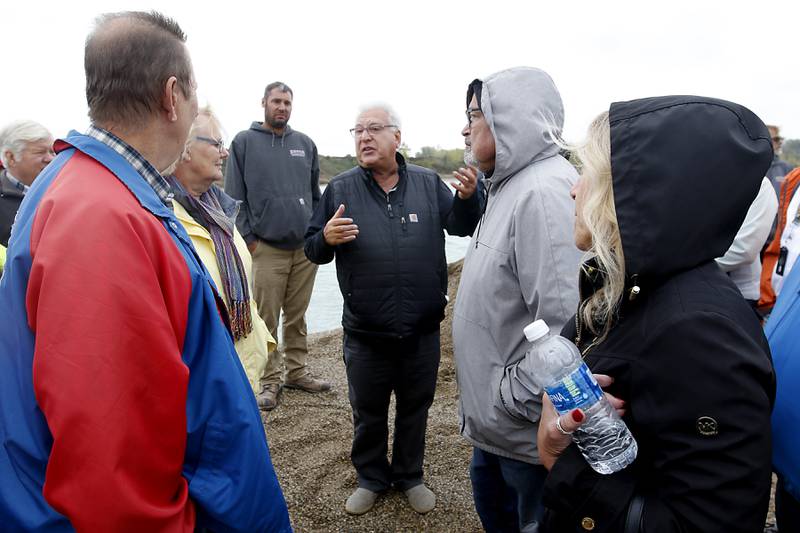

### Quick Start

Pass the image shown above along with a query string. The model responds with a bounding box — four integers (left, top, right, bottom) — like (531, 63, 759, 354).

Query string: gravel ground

(262, 261, 482, 532)
(262, 260, 778, 532)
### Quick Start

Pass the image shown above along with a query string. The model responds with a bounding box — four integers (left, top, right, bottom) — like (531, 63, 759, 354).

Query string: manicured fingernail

(571, 410, 585, 422)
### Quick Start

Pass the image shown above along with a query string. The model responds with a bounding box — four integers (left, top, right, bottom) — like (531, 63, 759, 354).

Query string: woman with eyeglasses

(536, 96, 775, 533)
(168, 106, 276, 401)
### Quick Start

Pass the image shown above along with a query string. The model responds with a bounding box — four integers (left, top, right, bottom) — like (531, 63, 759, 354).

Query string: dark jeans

(776, 477, 800, 531)
(470, 447, 548, 533)
(343, 329, 440, 492)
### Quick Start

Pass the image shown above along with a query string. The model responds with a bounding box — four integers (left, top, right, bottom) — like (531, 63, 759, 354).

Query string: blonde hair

(182, 105, 224, 160)
(574, 111, 625, 340)
(189, 105, 223, 142)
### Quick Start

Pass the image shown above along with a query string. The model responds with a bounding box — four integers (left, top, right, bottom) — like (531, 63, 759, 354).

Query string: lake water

(305, 182, 471, 333)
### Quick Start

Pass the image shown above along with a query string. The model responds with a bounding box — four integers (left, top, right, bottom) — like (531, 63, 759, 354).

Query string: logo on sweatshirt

(290, 149, 306, 157)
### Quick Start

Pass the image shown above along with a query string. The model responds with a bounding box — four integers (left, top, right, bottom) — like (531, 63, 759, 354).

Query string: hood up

(609, 96, 772, 281)
(471, 66, 564, 185)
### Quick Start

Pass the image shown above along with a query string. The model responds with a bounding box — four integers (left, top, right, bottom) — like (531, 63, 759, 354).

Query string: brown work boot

(257, 383, 281, 410)
(283, 374, 331, 393)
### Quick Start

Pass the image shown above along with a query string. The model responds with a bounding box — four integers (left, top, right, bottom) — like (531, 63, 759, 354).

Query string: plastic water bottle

(524, 319, 637, 474)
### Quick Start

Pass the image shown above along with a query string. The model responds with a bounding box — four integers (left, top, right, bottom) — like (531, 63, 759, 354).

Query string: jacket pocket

(255, 196, 312, 244)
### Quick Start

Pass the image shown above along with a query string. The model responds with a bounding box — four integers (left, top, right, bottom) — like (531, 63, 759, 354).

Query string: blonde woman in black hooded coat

(538, 96, 775, 533)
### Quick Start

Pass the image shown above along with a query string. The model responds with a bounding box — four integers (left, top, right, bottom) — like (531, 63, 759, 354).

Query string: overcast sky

(4, 1, 799, 156)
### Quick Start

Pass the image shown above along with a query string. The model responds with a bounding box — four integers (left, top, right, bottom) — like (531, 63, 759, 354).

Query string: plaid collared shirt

(4, 171, 29, 193)
(86, 125, 174, 208)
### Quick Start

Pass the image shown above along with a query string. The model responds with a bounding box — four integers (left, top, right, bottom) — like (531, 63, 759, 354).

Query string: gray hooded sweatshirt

(452, 67, 582, 464)
(225, 122, 320, 250)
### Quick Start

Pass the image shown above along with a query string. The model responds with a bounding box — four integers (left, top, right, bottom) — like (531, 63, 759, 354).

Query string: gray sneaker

(345, 487, 378, 515)
(284, 374, 331, 393)
(257, 383, 281, 411)
(404, 484, 436, 514)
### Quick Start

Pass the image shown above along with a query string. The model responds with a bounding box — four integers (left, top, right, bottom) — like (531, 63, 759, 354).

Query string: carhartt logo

(409, 213, 418, 222)
(290, 149, 306, 157)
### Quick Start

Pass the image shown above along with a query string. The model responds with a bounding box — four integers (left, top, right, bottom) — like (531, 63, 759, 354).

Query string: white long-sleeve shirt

(772, 181, 800, 298)
(716, 177, 777, 300)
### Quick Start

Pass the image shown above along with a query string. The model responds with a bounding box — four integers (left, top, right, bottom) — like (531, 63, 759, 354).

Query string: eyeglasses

(350, 124, 398, 138)
(772, 136, 784, 143)
(196, 136, 225, 154)
(465, 107, 483, 127)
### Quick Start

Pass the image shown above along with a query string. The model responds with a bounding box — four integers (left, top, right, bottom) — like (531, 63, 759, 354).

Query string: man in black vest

(305, 104, 481, 516)
(0, 120, 54, 247)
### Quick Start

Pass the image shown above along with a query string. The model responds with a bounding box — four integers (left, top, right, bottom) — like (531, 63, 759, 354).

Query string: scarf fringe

(231, 299, 253, 341)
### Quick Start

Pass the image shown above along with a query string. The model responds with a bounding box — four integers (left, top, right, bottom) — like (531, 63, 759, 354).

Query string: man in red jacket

(0, 10, 290, 532)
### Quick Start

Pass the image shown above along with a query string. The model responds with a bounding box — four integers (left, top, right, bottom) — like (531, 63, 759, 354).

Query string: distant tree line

(319, 146, 465, 183)
(319, 139, 800, 183)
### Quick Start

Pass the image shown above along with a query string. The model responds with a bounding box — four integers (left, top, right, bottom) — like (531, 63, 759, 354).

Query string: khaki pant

(251, 241, 318, 385)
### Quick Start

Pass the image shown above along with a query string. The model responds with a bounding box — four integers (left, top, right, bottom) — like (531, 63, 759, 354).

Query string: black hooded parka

(543, 96, 776, 533)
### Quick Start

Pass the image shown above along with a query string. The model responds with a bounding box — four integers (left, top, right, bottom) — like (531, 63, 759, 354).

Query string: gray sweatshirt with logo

(225, 122, 320, 250)
(452, 67, 582, 464)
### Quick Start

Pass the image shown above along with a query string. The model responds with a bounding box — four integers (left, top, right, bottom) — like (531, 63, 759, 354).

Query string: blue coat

(765, 258, 800, 501)
(0, 132, 291, 532)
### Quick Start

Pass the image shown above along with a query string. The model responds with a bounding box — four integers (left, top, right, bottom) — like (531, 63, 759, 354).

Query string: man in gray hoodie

(452, 67, 582, 532)
(225, 81, 329, 410)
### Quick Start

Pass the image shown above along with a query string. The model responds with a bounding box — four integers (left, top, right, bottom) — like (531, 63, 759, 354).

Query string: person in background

(226, 81, 329, 411)
(168, 105, 277, 396)
(0, 119, 54, 246)
(759, 164, 800, 314)
(715, 176, 776, 312)
(452, 67, 582, 532)
(538, 97, 774, 533)
(0, 11, 290, 531)
(766, 124, 794, 198)
(305, 103, 481, 516)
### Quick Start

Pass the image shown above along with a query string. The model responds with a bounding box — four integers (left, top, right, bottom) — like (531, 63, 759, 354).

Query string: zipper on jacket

(474, 181, 491, 248)
(386, 190, 403, 338)
(574, 274, 603, 357)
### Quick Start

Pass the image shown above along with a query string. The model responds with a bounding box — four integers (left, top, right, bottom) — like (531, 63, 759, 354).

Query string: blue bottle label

(544, 364, 604, 413)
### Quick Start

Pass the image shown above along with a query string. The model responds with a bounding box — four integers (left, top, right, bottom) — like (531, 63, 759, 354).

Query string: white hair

(356, 102, 402, 130)
(0, 120, 53, 167)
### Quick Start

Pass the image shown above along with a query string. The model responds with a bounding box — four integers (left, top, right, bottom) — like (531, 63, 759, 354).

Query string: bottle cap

(523, 319, 550, 342)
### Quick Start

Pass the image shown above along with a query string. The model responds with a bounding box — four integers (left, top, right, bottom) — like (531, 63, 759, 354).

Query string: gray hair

(356, 103, 402, 130)
(0, 120, 53, 168)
